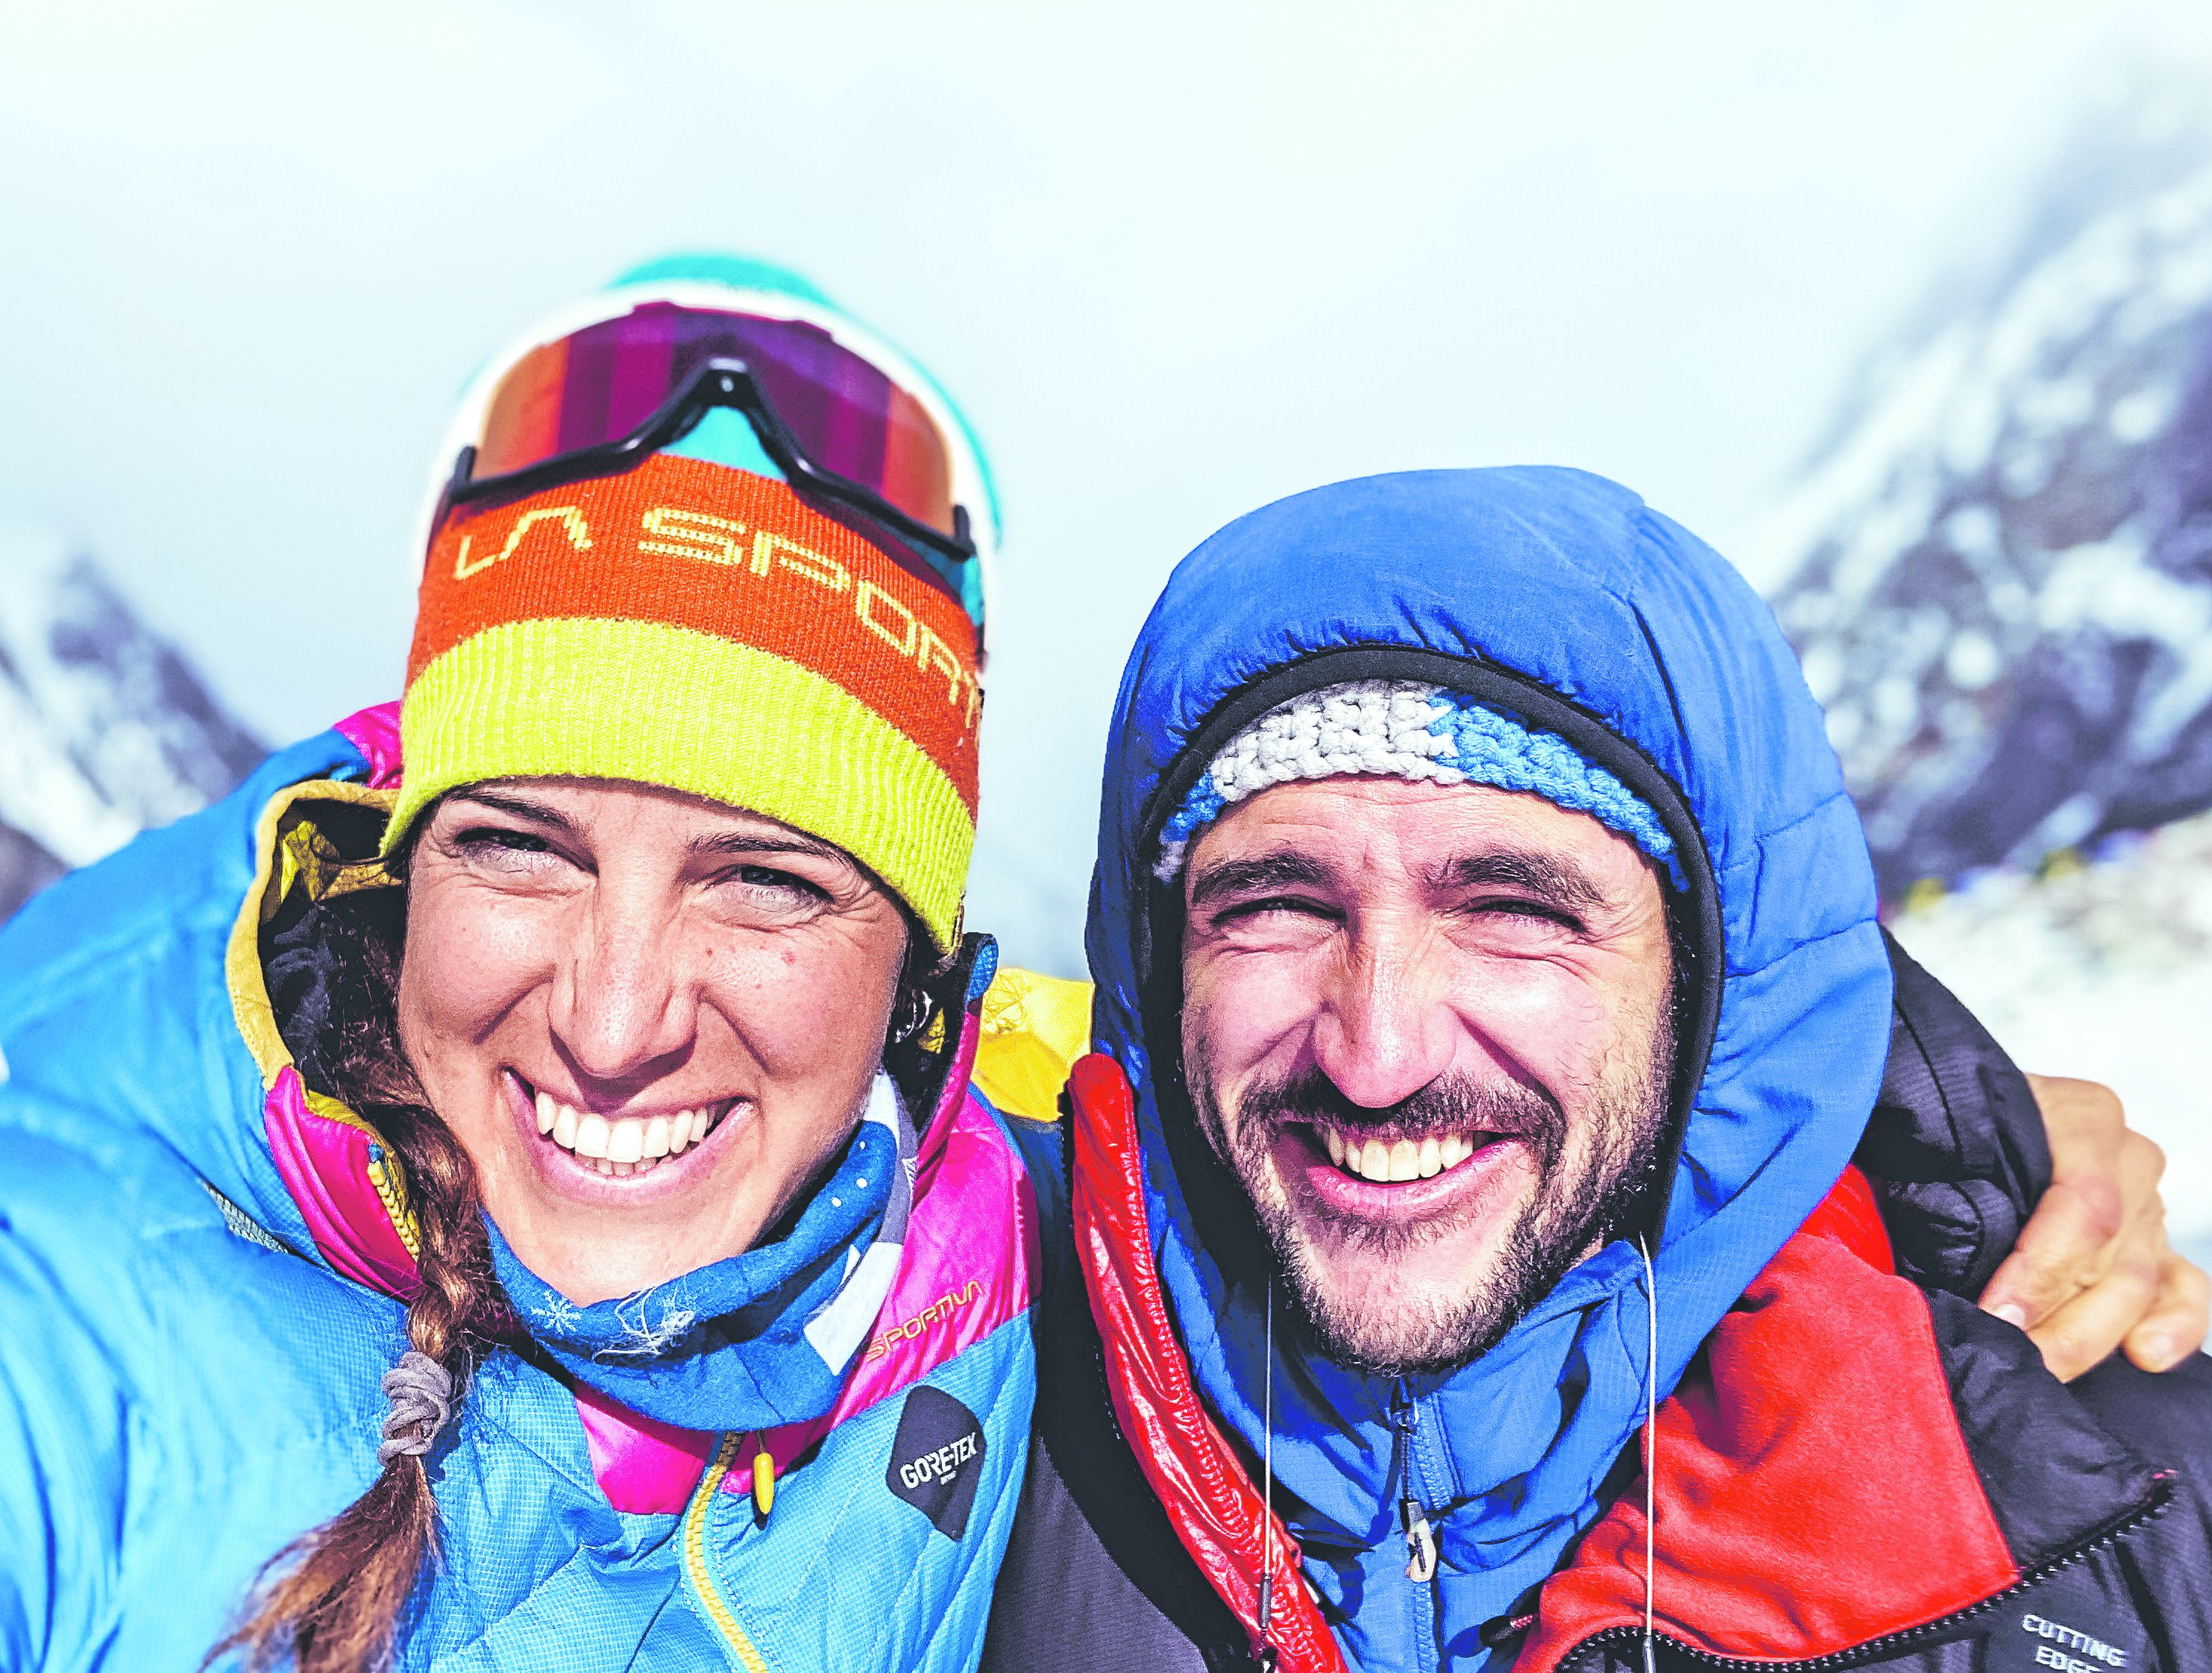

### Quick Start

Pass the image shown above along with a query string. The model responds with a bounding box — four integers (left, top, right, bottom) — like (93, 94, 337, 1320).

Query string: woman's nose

(547, 891, 696, 1086)
(1310, 926, 1457, 1111)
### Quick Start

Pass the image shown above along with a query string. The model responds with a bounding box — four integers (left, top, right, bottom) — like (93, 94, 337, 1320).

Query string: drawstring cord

(1638, 1234, 1659, 1673)
(1257, 1273, 1279, 1672)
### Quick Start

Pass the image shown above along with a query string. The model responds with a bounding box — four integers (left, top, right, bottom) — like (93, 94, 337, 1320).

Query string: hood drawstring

(1638, 1234, 1659, 1673)
(1257, 1273, 1280, 1672)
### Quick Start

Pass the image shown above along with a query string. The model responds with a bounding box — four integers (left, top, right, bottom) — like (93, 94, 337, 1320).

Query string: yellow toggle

(751, 1442, 776, 1522)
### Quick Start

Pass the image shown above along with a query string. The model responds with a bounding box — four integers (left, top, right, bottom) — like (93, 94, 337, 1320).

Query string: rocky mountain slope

(0, 529, 265, 920)
(1759, 110, 2212, 1252)
(1764, 124, 2212, 903)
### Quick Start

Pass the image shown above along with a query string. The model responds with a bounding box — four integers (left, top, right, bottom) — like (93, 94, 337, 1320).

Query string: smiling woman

(0, 257, 1052, 1673)
(400, 782, 915, 1305)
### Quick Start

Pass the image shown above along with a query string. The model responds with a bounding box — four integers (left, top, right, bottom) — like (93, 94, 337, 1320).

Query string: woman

(0, 257, 1049, 1672)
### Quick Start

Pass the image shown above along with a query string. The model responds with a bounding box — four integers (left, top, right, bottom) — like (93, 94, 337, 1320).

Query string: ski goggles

(432, 301, 978, 583)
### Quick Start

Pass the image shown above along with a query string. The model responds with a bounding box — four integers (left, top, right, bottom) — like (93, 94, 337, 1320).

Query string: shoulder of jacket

(0, 728, 376, 1039)
(0, 1083, 384, 1355)
(971, 966, 1093, 1125)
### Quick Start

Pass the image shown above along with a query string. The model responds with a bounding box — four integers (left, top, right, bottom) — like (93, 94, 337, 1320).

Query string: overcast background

(7, 0, 2212, 979)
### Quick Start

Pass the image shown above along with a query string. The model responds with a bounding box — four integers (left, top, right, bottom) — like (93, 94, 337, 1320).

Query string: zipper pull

(1401, 1496, 1438, 1584)
(750, 1437, 776, 1524)
(1391, 1382, 1438, 1584)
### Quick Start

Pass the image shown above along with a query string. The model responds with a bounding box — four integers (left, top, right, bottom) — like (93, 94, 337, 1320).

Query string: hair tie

(377, 1349, 455, 1466)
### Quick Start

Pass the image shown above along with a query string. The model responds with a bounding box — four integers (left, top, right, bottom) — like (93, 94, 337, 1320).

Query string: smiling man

(987, 470, 2212, 1672)
(1180, 759, 1680, 1381)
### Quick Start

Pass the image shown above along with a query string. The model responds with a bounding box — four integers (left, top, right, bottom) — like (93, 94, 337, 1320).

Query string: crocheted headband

(1154, 679, 1685, 890)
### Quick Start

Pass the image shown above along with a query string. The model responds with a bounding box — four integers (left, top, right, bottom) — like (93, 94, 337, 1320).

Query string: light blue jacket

(0, 718, 1049, 1672)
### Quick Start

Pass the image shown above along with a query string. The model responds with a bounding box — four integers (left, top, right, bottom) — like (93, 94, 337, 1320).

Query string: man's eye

(1217, 895, 1336, 925)
(1462, 897, 1579, 931)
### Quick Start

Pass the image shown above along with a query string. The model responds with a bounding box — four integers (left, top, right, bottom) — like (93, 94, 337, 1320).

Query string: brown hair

(210, 898, 509, 1673)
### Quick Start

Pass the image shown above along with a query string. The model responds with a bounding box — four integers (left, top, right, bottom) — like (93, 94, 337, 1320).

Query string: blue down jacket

(1079, 467, 1895, 1667)
(981, 485, 2210, 1673)
(0, 718, 1050, 1672)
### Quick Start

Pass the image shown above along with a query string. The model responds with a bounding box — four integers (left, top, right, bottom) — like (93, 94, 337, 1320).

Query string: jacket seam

(1724, 913, 1882, 982)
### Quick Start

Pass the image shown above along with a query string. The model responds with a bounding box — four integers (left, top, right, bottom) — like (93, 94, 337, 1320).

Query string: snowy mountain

(0, 529, 265, 920)
(1755, 107, 2212, 1252)
(1762, 121, 2212, 904)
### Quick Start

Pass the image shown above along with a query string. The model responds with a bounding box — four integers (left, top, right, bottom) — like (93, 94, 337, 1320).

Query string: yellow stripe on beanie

(389, 616, 975, 950)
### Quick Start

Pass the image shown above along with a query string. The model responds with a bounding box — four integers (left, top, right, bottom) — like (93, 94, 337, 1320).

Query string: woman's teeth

(535, 1092, 726, 1177)
(1319, 1124, 1482, 1183)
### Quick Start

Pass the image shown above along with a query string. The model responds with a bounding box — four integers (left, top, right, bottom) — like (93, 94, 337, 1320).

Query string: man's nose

(547, 887, 695, 1087)
(1309, 923, 1457, 1111)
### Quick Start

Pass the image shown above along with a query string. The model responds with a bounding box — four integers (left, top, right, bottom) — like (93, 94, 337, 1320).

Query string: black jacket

(982, 936, 2212, 1672)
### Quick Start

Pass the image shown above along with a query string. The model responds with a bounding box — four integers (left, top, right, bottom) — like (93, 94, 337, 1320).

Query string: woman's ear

(887, 985, 932, 1046)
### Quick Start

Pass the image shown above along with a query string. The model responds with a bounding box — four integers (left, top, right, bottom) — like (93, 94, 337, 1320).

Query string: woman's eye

(721, 864, 830, 907)
(455, 826, 559, 864)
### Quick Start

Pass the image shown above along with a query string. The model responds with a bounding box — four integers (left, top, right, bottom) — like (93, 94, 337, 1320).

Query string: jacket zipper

(682, 1432, 775, 1673)
(1553, 1478, 2173, 1672)
(1392, 1381, 1442, 1673)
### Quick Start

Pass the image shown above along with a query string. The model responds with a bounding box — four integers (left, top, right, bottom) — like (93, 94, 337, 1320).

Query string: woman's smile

(503, 1068, 750, 1187)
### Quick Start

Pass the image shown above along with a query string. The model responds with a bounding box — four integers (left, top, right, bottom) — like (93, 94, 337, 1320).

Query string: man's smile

(1269, 1120, 1539, 1224)
(1313, 1118, 1501, 1181)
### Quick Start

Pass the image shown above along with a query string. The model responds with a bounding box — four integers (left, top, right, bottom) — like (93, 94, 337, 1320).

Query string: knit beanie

(1155, 679, 1685, 889)
(384, 257, 1000, 952)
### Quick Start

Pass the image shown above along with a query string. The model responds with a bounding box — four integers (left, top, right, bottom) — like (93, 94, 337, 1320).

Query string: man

(981, 469, 2211, 1670)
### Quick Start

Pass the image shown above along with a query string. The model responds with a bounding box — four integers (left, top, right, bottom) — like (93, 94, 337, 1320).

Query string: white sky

(6, 0, 2212, 973)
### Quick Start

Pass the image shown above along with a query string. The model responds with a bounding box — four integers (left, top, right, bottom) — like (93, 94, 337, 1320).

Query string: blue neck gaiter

(487, 1073, 915, 1431)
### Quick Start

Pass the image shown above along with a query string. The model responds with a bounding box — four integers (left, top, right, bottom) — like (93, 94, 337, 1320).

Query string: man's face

(1179, 776, 1677, 1375)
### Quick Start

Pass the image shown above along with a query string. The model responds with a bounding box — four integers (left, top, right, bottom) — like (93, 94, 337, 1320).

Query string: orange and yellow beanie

(383, 256, 1001, 952)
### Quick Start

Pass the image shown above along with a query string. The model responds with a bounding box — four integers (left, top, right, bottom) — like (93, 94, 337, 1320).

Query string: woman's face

(397, 778, 911, 1305)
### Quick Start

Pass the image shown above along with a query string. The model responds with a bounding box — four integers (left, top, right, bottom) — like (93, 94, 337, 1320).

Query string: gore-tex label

(885, 1384, 986, 1540)
(1987, 1577, 2145, 1672)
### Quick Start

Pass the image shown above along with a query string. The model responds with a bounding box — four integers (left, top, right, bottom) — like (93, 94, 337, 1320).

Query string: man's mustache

(1236, 1064, 1566, 1172)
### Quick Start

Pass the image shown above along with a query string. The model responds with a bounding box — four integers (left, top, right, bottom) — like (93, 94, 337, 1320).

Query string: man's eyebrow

(446, 788, 581, 839)
(1432, 850, 1609, 914)
(1187, 852, 1333, 908)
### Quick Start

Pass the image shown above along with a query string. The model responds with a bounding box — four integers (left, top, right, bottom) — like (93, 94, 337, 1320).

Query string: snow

(1747, 113, 2212, 1257)
(1891, 815, 2212, 1246)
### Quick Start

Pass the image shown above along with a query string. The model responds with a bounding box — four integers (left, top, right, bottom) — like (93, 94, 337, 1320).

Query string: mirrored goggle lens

(474, 302, 959, 539)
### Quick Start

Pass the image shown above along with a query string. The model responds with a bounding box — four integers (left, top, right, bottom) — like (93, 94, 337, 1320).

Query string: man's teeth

(1319, 1125, 1480, 1182)
(533, 1090, 725, 1176)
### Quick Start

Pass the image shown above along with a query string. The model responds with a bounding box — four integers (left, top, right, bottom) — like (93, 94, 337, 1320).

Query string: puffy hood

(1082, 468, 1892, 1665)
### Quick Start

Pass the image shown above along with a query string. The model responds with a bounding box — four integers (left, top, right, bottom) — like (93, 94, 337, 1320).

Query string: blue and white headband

(1154, 679, 1685, 890)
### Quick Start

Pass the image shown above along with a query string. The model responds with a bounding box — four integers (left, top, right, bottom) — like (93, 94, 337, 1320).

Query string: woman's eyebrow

(690, 829, 843, 861)
(447, 788, 580, 838)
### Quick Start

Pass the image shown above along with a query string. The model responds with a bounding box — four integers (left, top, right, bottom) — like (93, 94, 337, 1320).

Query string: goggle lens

(474, 304, 958, 539)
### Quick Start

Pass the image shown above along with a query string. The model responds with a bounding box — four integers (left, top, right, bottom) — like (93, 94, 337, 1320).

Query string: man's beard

(1189, 1023, 1674, 1378)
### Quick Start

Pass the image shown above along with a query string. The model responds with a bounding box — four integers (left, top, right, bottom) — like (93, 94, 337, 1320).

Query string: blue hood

(1082, 468, 1891, 1667)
